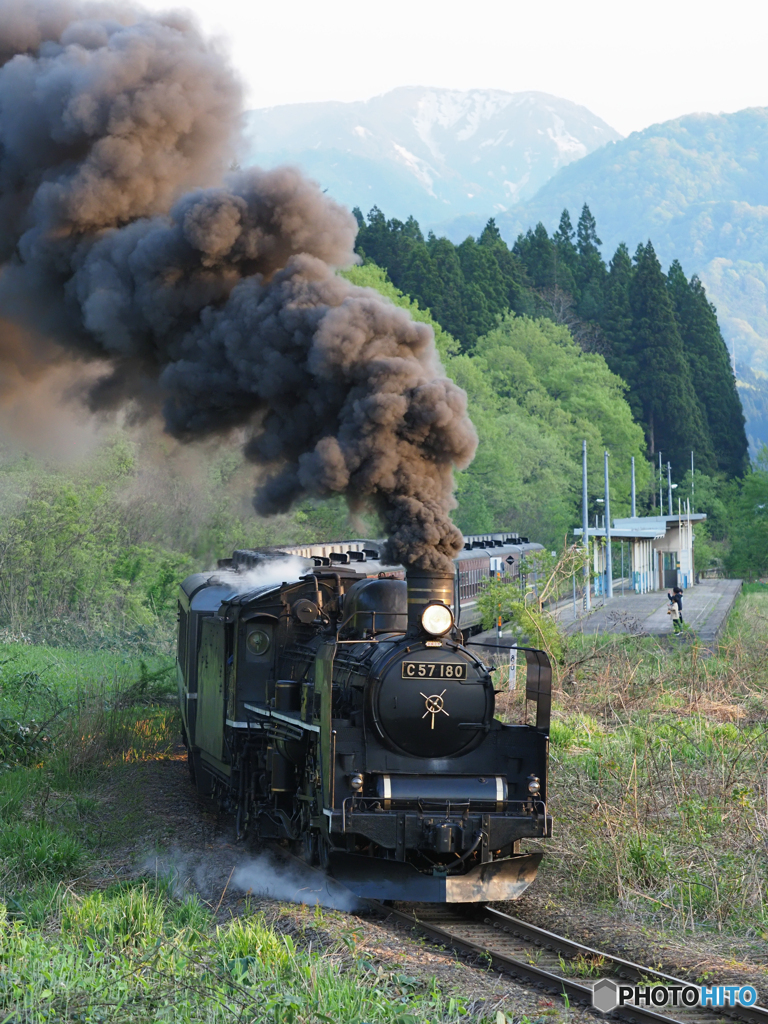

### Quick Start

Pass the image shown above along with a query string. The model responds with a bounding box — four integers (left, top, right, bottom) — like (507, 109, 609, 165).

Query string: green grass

(525, 588, 768, 938)
(0, 640, 173, 708)
(0, 639, 177, 786)
(1, 880, 477, 1022)
(0, 640, 180, 923)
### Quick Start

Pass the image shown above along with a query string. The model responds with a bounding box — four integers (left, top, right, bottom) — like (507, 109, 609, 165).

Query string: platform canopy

(574, 514, 707, 541)
(573, 514, 707, 593)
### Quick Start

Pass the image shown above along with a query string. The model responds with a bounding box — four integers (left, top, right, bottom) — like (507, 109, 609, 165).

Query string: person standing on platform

(667, 595, 682, 633)
(668, 586, 684, 632)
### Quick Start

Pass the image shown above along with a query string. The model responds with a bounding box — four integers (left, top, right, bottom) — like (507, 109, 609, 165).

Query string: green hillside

(450, 107, 768, 451)
(0, 253, 764, 646)
(342, 262, 650, 543)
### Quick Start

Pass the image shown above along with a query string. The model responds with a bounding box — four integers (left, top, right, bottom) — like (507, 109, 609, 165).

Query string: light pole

(582, 440, 590, 612)
(595, 498, 604, 600)
(604, 450, 613, 600)
(621, 539, 625, 595)
(631, 456, 636, 518)
(667, 461, 673, 516)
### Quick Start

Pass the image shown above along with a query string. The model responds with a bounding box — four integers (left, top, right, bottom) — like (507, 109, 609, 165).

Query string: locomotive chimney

(406, 567, 455, 635)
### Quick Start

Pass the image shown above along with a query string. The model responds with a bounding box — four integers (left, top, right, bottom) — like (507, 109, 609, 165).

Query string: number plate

(401, 660, 467, 680)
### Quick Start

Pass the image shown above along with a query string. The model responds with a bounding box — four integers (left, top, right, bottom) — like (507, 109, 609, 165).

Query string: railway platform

(466, 579, 743, 651)
(552, 578, 743, 645)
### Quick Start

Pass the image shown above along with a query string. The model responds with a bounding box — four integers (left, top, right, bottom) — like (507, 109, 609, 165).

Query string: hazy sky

(141, 0, 766, 136)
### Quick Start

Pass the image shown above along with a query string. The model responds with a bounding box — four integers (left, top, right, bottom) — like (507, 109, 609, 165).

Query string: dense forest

(486, 107, 768, 397)
(354, 205, 749, 480)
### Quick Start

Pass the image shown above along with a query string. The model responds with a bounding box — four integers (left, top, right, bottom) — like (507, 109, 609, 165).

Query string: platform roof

(573, 513, 706, 541)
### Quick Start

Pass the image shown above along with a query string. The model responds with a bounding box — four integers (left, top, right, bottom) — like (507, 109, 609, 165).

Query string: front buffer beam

(328, 851, 542, 902)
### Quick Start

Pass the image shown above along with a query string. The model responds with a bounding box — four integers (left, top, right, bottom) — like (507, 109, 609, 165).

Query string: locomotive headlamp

(349, 773, 364, 792)
(421, 602, 453, 636)
(527, 774, 541, 795)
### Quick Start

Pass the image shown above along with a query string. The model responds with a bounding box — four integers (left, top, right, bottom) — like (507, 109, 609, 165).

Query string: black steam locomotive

(177, 549, 552, 902)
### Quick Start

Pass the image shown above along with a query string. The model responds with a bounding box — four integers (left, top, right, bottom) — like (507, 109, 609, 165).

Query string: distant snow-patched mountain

(241, 87, 621, 227)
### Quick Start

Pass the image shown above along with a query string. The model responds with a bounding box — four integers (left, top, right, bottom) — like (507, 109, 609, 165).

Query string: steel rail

(365, 901, 768, 1024)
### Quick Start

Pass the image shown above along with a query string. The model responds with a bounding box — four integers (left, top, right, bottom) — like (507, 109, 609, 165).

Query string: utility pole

(621, 539, 625, 595)
(691, 450, 694, 513)
(667, 461, 673, 517)
(658, 452, 663, 515)
(631, 456, 636, 517)
(582, 440, 590, 612)
(604, 450, 613, 600)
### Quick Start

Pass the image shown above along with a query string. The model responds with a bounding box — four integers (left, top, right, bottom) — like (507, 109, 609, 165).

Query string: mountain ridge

(241, 86, 621, 227)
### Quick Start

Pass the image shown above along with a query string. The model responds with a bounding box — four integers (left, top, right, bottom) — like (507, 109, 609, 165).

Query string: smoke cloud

(231, 852, 362, 912)
(0, 0, 477, 569)
(215, 555, 313, 593)
(146, 847, 361, 912)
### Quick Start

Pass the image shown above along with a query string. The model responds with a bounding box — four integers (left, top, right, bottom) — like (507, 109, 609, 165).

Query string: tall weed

(539, 590, 768, 935)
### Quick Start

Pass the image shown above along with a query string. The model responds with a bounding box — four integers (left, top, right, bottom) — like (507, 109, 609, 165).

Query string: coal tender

(177, 552, 551, 901)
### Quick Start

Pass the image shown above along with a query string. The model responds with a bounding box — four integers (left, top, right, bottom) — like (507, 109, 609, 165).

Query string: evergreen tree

(602, 243, 641, 418)
(479, 219, 533, 315)
(575, 203, 606, 320)
(397, 238, 441, 317)
(478, 218, 502, 245)
(576, 203, 602, 256)
(513, 223, 555, 289)
(629, 242, 716, 474)
(667, 262, 749, 477)
(425, 235, 468, 343)
(552, 209, 579, 298)
(458, 237, 507, 315)
(401, 215, 425, 242)
(355, 207, 398, 274)
(356, 209, 444, 333)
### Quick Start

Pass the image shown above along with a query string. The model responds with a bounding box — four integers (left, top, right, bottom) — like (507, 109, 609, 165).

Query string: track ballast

(369, 902, 768, 1024)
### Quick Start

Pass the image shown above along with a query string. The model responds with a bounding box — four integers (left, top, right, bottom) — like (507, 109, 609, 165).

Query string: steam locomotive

(177, 542, 551, 902)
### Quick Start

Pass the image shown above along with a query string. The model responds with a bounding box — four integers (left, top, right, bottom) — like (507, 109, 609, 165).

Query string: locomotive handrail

(243, 703, 320, 735)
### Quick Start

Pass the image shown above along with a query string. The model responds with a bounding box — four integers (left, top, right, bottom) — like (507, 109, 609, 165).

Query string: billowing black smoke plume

(0, 0, 477, 570)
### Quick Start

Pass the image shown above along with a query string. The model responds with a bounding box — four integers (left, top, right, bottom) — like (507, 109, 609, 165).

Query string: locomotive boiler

(177, 550, 552, 902)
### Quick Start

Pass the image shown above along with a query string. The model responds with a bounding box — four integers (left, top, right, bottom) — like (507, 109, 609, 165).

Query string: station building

(574, 512, 707, 593)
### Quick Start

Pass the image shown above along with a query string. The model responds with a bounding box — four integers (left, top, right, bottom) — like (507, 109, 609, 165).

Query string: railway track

(368, 902, 768, 1024)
